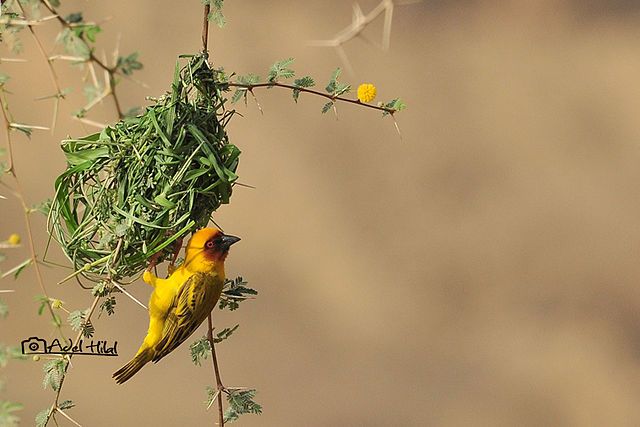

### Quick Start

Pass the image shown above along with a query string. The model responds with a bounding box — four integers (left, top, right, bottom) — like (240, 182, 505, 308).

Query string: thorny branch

(38, 0, 125, 119)
(310, 0, 422, 75)
(228, 81, 404, 137)
(15, 2, 65, 131)
(0, 83, 90, 426)
(0, 86, 64, 337)
(228, 81, 400, 115)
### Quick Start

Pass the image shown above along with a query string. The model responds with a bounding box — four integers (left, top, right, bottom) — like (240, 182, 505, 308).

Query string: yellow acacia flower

(357, 83, 377, 103)
(7, 233, 20, 245)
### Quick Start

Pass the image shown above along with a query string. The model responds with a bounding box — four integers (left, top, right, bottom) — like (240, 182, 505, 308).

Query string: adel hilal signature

(21, 336, 118, 356)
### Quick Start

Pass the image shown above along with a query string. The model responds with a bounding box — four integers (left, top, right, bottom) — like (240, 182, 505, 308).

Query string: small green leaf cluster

(35, 353, 78, 426)
(190, 336, 210, 366)
(67, 309, 94, 338)
(293, 76, 315, 102)
(204, 0, 226, 28)
(92, 282, 117, 316)
(325, 67, 350, 96)
(214, 324, 239, 344)
(56, 27, 91, 59)
(34, 407, 53, 427)
(223, 389, 263, 423)
(116, 52, 143, 76)
(35, 295, 50, 316)
(1, 258, 31, 280)
(64, 12, 101, 43)
(189, 324, 240, 366)
(230, 74, 260, 104)
(53, 9, 140, 75)
(34, 295, 63, 327)
(321, 67, 350, 114)
(35, 399, 77, 426)
(101, 295, 117, 316)
(219, 276, 257, 311)
(191, 327, 236, 372)
(0, 1, 28, 53)
(59, 400, 75, 410)
(268, 58, 295, 82)
(42, 359, 66, 392)
(381, 98, 407, 116)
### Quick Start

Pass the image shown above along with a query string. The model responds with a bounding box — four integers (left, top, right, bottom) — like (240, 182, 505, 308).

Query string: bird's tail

(113, 347, 153, 384)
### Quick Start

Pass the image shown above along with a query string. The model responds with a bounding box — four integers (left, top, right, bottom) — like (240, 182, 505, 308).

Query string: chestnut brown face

(204, 233, 241, 254)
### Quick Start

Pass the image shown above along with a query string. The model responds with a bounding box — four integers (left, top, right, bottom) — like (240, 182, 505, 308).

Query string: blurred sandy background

(3, 0, 640, 425)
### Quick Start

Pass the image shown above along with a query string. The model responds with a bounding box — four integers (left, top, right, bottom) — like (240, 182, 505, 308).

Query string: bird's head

(184, 228, 240, 271)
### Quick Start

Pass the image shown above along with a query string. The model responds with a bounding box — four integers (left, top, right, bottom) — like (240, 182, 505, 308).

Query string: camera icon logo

(21, 336, 47, 354)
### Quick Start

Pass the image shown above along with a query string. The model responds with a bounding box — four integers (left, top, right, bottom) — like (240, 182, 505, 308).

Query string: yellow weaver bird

(113, 227, 240, 384)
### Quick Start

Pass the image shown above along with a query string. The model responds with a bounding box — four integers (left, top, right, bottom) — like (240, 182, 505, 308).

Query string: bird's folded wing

(152, 272, 218, 363)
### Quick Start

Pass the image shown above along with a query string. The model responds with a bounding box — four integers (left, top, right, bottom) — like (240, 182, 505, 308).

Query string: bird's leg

(146, 250, 162, 272)
(167, 237, 184, 276)
(143, 251, 163, 285)
(171, 237, 184, 263)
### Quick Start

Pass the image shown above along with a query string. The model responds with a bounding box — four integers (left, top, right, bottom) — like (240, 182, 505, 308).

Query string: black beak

(219, 234, 241, 250)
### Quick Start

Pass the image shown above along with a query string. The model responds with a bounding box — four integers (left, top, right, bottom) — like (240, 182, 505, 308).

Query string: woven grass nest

(48, 54, 240, 283)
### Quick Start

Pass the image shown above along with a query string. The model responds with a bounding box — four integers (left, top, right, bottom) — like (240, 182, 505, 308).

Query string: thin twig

(110, 75, 124, 119)
(106, 52, 124, 119)
(40, 0, 113, 73)
(207, 313, 225, 426)
(111, 280, 147, 310)
(73, 116, 107, 129)
(48, 55, 89, 63)
(0, 57, 28, 63)
(228, 81, 398, 114)
(55, 408, 82, 427)
(202, 2, 211, 53)
(248, 89, 263, 115)
(0, 14, 59, 26)
(16, 2, 64, 131)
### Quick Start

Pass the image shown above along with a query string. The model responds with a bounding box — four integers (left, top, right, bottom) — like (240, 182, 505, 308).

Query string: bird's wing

(151, 272, 222, 363)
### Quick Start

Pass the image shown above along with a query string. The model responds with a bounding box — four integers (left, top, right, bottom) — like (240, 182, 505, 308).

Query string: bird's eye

(205, 240, 214, 249)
